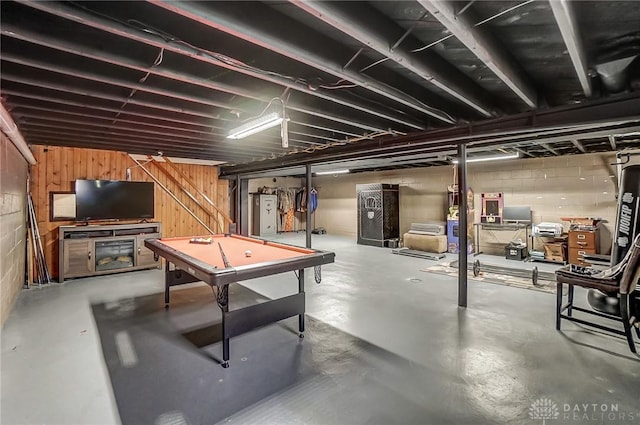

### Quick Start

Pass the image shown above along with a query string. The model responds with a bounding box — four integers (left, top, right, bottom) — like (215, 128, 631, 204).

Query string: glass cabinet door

(94, 239, 135, 271)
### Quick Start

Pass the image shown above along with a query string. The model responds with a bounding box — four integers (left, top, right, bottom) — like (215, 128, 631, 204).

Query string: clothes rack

(253, 185, 319, 233)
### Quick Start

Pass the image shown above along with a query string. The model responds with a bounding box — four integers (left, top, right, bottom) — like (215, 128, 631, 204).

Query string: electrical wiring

(343, 81, 457, 124)
(138, 48, 164, 84)
(235, 96, 286, 124)
(411, 0, 536, 53)
(359, 57, 390, 73)
(236, 129, 401, 165)
(128, 21, 325, 91)
(243, 129, 404, 165)
(411, 35, 454, 53)
(68, 0, 457, 130)
(318, 83, 358, 90)
(67, 3, 317, 88)
(358, 0, 535, 68)
(66, 2, 452, 134)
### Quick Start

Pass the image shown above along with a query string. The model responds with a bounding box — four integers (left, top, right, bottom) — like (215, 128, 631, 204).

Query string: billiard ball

(245, 250, 252, 257)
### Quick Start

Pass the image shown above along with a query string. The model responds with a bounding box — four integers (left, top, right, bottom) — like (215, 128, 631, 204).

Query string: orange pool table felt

(145, 234, 334, 286)
(168, 235, 313, 268)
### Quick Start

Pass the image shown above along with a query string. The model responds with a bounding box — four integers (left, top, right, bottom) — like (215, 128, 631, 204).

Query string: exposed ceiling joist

(2, 0, 638, 170)
(293, 121, 361, 139)
(1, 52, 240, 113)
(25, 136, 237, 162)
(18, 112, 329, 149)
(23, 131, 241, 159)
(417, 0, 538, 108)
(0, 24, 251, 104)
(540, 142, 561, 155)
(1, 89, 227, 131)
(513, 147, 535, 158)
(549, 0, 592, 97)
(3, 45, 400, 136)
(148, 0, 453, 124)
(2, 71, 385, 135)
(5, 99, 187, 134)
(223, 120, 640, 175)
(15, 109, 325, 150)
(220, 94, 640, 175)
(2, 72, 224, 121)
(2, 27, 420, 135)
(287, 106, 384, 133)
(14, 108, 221, 141)
(288, 130, 341, 144)
(571, 139, 587, 153)
(290, 1, 497, 117)
(20, 121, 256, 152)
(13, 0, 430, 132)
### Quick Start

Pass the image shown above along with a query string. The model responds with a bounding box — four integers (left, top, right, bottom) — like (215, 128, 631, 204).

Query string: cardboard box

(544, 243, 567, 263)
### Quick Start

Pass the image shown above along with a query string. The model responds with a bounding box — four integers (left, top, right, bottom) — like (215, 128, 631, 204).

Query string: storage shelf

(532, 233, 568, 265)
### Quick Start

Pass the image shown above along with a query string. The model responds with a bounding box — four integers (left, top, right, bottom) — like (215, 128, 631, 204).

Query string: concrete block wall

(1, 133, 29, 326)
(467, 153, 622, 254)
(313, 152, 637, 255)
(313, 166, 452, 239)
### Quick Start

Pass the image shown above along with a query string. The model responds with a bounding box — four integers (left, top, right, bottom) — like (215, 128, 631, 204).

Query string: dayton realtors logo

(529, 397, 639, 423)
(529, 398, 559, 424)
(562, 403, 637, 422)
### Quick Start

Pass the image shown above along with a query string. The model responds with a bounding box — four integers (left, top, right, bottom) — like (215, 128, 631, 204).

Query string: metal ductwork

(595, 55, 638, 94)
(0, 102, 37, 164)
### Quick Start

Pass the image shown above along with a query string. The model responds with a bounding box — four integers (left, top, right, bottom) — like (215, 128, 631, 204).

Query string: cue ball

(245, 250, 252, 257)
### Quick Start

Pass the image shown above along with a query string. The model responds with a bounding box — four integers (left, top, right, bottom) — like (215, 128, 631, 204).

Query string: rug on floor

(91, 284, 512, 425)
(421, 261, 557, 294)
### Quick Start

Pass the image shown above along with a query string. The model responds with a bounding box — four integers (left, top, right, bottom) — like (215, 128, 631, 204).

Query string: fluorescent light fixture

(281, 117, 289, 148)
(227, 112, 283, 139)
(451, 152, 519, 164)
(315, 169, 350, 175)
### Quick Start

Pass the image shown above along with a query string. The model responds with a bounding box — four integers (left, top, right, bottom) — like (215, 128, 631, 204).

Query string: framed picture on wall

(49, 191, 76, 221)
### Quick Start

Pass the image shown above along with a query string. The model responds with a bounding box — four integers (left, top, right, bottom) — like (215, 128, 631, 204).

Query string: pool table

(145, 233, 335, 367)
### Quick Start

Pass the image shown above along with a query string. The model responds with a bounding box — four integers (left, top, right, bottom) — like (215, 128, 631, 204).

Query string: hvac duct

(595, 55, 638, 94)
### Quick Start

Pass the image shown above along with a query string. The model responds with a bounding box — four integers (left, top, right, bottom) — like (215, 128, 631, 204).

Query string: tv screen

(75, 180, 154, 221)
(485, 200, 500, 216)
(503, 206, 532, 223)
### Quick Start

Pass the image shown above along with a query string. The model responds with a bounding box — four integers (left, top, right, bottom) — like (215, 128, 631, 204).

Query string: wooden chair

(555, 233, 640, 353)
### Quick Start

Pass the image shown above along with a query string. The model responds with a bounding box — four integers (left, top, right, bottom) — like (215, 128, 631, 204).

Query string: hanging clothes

(309, 188, 318, 213)
(284, 209, 295, 231)
(295, 188, 307, 212)
(278, 189, 292, 214)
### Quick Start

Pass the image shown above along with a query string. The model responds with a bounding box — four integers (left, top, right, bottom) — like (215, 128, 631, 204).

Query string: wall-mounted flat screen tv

(75, 180, 154, 221)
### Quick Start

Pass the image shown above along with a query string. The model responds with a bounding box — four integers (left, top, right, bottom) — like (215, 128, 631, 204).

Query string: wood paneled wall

(30, 146, 230, 281)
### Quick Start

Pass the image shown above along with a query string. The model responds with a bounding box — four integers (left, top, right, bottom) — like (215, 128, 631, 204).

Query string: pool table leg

(298, 269, 305, 338)
(218, 284, 230, 368)
(164, 262, 170, 307)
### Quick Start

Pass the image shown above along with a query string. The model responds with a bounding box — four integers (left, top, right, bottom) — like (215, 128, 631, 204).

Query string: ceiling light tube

(227, 112, 283, 139)
(451, 152, 519, 164)
(315, 169, 350, 175)
(281, 116, 289, 148)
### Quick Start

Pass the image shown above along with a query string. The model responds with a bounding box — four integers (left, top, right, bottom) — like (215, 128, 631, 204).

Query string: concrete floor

(1, 233, 639, 425)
